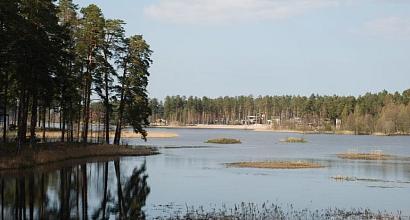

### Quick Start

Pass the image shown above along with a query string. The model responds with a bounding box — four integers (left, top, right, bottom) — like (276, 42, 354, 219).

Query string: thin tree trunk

(82, 69, 92, 143)
(48, 108, 50, 129)
(61, 116, 66, 142)
(114, 65, 127, 145)
(42, 107, 46, 142)
(2, 72, 7, 143)
(30, 92, 38, 147)
(104, 71, 110, 144)
(18, 91, 29, 151)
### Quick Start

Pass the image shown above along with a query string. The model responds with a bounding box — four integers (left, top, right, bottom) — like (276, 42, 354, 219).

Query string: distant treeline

(149, 89, 410, 135)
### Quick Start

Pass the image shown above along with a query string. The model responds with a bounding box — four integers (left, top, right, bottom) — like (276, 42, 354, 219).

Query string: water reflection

(0, 160, 149, 220)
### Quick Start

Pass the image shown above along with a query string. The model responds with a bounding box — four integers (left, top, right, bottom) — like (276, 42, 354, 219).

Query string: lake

(1, 128, 410, 219)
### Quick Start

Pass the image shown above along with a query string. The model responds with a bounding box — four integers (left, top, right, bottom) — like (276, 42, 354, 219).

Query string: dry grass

(0, 143, 158, 170)
(205, 138, 241, 144)
(281, 137, 307, 143)
(337, 150, 392, 160)
(226, 161, 324, 169)
(177, 202, 401, 220)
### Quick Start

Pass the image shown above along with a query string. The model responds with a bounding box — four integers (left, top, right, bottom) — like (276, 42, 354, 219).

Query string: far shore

(150, 124, 408, 136)
(0, 143, 158, 171)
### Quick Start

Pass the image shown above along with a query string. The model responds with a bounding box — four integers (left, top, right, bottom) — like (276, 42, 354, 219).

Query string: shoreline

(150, 124, 409, 136)
(0, 143, 158, 172)
(5, 130, 179, 139)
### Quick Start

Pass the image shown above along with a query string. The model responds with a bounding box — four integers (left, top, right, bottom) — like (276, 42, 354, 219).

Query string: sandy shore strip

(20, 130, 179, 139)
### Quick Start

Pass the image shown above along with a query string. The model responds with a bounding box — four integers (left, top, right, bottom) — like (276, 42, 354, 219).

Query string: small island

(226, 161, 324, 169)
(205, 138, 241, 144)
(337, 150, 392, 160)
(281, 137, 307, 143)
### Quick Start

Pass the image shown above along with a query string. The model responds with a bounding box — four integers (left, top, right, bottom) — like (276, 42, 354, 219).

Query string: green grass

(205, 138, 241, 144)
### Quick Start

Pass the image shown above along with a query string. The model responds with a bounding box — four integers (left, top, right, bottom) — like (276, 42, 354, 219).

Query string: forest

(150, 89, 410, 135)
(0, 0, 152, 149)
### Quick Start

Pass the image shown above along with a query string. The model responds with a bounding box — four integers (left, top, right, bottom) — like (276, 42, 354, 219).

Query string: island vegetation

(226, 161, 324, 169)
(337, 150, 392, 160)
(0, 0, 154, 168)
(205, 138, 241, 144)
(149, 90, 410, 135)
(281, 137, 307, 143)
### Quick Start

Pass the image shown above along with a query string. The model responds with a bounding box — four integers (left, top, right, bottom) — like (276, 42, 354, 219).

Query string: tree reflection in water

(0, 160, 150, 220)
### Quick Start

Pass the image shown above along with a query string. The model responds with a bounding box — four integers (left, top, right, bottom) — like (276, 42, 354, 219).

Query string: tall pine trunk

(2, 72, 8, 143)
(30, 92, 38, 147)
(104, 71, 110, 144)
(82, 69, 91, 143)
(114, 65, 127, 145)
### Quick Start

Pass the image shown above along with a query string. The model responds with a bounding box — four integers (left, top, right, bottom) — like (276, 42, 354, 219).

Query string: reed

(337, 150, 391, 160)
(205, 138, 241, 144)
(158, 202, 402, 219)
(226, 161, 324, 169)
(281, 137, 307, 143)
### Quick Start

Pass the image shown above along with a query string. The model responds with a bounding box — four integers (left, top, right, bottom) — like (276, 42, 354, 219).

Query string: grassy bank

(205, 138, 241, 144)
(226, 161, 324, 169)
(0, 142, 158, 171)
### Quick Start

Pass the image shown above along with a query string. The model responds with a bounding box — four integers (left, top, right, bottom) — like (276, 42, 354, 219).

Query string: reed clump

(337, 150, 392, 160)
(205, 138, 241, 144)
(226, 161, 324, 169)
(163, 202, 402, 220)
(281, 137, 307, 143)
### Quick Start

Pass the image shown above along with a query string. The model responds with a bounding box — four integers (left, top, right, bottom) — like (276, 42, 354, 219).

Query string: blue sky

(75, 0, 410, 99)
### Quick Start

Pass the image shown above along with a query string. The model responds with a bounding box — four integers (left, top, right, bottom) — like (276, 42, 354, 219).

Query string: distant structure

(336, 119, 342, 130)
(246, 116, 257, 124)
(244, 113, 265, 125)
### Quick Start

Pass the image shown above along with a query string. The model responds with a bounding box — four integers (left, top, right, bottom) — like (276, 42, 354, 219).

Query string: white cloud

(144, 0, 340, 25)
(363, 16, 410, 39)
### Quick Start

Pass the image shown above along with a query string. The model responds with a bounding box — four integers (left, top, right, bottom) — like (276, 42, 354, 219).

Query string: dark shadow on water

(0, 159, 150, 220)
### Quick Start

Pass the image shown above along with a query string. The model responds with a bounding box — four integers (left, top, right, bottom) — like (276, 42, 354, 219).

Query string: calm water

(1, 128, 410, 219)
